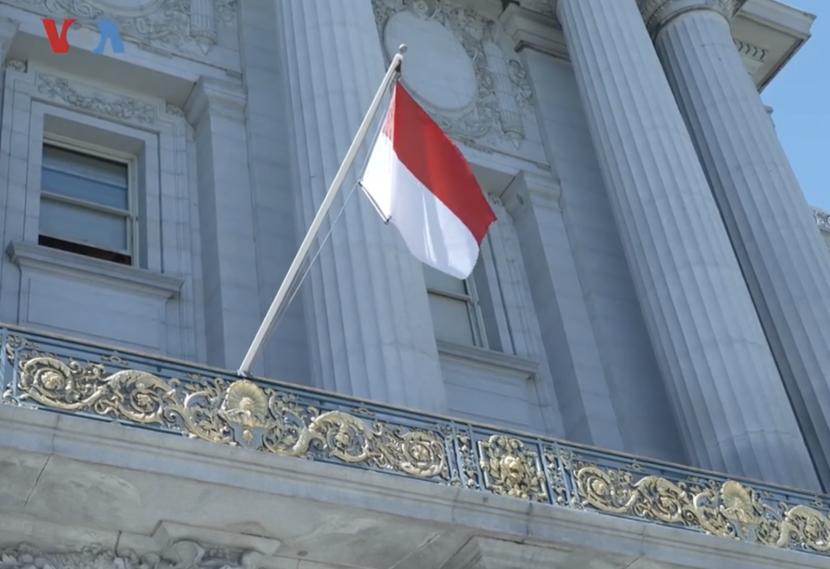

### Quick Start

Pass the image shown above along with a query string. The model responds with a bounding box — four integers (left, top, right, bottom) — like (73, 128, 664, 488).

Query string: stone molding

(184, 76, 246, 125)
(7, 241, 183, 299)
(639, 0, 748, 35)
(442, 537, 581, 569)
(501, 170, 562, 215)
(436, 339, 539, 376)
(734, 37, 768, 64)
(499, 3, 568, 58)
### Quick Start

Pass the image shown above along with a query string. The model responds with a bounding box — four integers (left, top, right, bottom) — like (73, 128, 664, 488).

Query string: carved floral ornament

(4, 0, 238, 55)
(2, 335, 829, 556)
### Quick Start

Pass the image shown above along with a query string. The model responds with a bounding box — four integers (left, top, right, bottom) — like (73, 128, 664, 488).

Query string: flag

(361, 83, 496, 279)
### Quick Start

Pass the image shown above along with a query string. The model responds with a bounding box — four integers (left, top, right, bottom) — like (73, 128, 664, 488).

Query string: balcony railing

(1, 324, 828, 556)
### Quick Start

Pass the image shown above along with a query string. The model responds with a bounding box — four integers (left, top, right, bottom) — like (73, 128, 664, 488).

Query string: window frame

(424, 264, 491, 350)
(39, 135, 139, 266)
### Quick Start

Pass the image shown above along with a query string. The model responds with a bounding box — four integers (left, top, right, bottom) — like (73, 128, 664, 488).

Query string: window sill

(7, 241, 183, 299)
(436, 340, 538, 376)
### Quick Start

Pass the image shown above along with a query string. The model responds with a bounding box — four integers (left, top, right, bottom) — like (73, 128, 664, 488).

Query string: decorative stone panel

(372, 0, 534, 150)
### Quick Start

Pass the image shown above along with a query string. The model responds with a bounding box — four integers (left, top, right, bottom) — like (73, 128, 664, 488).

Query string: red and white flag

(361, 83, 496, 279)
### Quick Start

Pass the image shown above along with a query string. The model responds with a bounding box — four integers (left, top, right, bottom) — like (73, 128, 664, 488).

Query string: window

(424, 264, 489, 348)
(39, 143, 134, 265)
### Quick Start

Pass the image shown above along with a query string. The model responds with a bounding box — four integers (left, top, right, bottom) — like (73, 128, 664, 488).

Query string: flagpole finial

(394, 44, 407, 73)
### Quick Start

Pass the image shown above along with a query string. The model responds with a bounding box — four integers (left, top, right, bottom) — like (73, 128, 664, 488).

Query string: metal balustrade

(0, 324, 827, 556)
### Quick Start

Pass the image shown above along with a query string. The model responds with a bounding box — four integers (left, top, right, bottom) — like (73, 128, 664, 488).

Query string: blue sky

(762, 0, 829, 210)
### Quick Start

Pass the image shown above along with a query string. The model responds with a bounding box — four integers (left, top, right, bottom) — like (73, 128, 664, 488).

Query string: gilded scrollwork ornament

(478, 435, 547, 501)
(575, 465, 830, 552)
(3, 339, 830, 558)
(452, 433, 480, 489)
(11, 355, 448, 480)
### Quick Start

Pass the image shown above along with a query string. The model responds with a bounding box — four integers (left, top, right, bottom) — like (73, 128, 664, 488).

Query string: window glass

(423, 265, 466, 295)
(40, 197, 128, 251)
(42, 145, 128, 209)
(427, 293, 476, 346)
(39, 144, 132, 263)
(424, 264, 481, 347)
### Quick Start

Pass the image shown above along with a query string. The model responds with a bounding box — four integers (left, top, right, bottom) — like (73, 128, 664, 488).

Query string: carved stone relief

(0, 541, 260, 569)
(372, 0, 534, 149)
(6, 59, 27, 72)
(816, 209, 830, 232)
(36, 72, 157, 125)
(5, 0, 237, 55)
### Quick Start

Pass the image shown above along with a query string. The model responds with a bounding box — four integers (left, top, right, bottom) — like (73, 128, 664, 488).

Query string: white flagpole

(237, 45, 407, 377)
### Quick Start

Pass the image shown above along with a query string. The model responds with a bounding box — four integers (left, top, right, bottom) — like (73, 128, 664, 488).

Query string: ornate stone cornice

(815, 208, 830, 233)
(639, 0, 747, 35)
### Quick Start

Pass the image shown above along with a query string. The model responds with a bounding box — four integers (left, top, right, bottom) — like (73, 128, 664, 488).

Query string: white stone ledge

(0, 405, 825, 569)
(436, 340, 539, 376)
(7, 240, 183, 298)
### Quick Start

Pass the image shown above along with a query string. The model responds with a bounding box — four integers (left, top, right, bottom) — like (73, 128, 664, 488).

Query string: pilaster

(185, 77, 261, 370)
(503, 171, 623, 450)
(276, 0, 446, 410)
(0, 18, 18, 139)
(555, 0, 818, 489)
(654, 1, 830, 489)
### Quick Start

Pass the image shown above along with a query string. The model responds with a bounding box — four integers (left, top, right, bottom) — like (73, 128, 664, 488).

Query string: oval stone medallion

(384, 10, 477, 111)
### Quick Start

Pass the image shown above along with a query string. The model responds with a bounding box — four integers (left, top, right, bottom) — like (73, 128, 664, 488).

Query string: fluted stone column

(276, 0, 446, 410)
(555, 0, 819, 489)
(650, 0, 830, 489)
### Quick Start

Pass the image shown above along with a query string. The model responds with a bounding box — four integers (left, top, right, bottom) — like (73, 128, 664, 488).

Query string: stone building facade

(0, 0, 828, 568)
